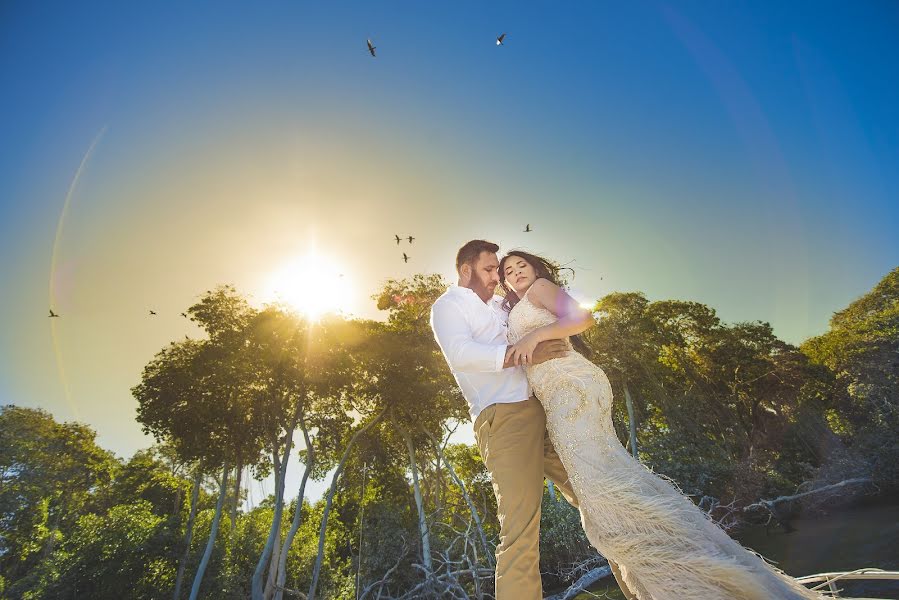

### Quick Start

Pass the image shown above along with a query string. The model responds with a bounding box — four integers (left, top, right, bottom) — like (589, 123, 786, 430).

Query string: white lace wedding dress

(507, 293, 824, 599)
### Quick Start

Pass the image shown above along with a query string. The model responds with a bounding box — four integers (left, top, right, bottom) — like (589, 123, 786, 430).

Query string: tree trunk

(423, 429, 493, 567)
(623, 382, 638, 459)
(433, 450, 444, 513)
(252, 418, 296, 600)
(173, 468, 202, 600)
(308, 407, 387, 600)
(262, 527, 281, 600)
(355, 461, 369, 600)
(229, 459, 243, 552)
(173, 483, 183, 516)
(188, 462, 230, 600)
(274, 414, 314, 600)
(230, 461, 242, 530)
(397, 422, 432, 573)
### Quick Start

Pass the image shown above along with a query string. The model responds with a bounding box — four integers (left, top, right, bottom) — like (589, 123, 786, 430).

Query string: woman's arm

(507, 278, 594, 365)
(525, 278, 595, 343)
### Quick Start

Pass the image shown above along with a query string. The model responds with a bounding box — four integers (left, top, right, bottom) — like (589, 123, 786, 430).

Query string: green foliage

(4, 267, 896, 597)
(0, 406, 118, 586)
(21, 501, 177, 600)
(539, 493, 593, 584)
(583, 290, 844, 505)
(802, 267, 899, 489)
(103, 447, 191, 516)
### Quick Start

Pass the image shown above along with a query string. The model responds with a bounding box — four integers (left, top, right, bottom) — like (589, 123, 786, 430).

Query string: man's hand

(503, 339, 567, 368)
(532, 339, 568, 364)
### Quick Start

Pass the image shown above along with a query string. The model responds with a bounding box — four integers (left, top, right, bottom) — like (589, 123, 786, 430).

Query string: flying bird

(149, 310, 157, 316)
(48, 309, 59, 318)
(367, 39, 376, 57)
(402, 253, 410, 263)
(496, 33, 506, 46)
(181, 312, 188, 318)
(524, 224, 532, 232)
(395, 234, 402, 244)
(407, 236, 415, 243)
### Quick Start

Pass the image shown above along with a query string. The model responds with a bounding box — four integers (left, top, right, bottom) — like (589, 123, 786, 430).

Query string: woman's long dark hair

(498, 250, 593, 357)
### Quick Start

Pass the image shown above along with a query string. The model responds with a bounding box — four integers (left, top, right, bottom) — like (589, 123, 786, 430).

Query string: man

(430, 240, 636, 599)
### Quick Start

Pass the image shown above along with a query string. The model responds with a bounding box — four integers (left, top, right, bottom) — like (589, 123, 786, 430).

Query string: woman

(499, 250, 823, 600)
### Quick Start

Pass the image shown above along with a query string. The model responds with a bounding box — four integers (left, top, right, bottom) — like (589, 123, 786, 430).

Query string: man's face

(463, 251, 500, 302)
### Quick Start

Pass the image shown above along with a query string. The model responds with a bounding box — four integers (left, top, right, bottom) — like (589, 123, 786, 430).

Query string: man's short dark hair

(456, 240, 499, 271)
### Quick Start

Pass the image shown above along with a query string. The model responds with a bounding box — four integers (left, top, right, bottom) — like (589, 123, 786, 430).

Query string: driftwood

(404, 527, 493, 599)
(358, 541, 409, 600)
(698, 495, 742, 532)
(544, 565, 613, 600)
(357, 518, 495, 600)
(742, 477, 874, 513)
(423, 428, 495, 568)
(742, 477, 874, 532)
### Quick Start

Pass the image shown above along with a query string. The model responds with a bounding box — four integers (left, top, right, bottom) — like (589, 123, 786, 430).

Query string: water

(737, 503, 899, 577)
(569, 503, 899, 599)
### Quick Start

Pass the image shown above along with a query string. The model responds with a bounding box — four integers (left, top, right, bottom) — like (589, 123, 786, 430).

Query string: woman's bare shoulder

(527, 278, 559, 309)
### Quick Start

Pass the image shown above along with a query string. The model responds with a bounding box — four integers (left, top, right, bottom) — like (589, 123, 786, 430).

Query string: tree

(262, 314, 364, 600)
(802, 266, 899, 488)
(23, 501, 177, 599)
(362, 275, 487, 595)
(243, 306, 356, 600)
(0, 406, 117, 592)
(583, 292, 659, 458)
(133, 286, 262, 600)
(103, 446, 190, 517)
(243, 306, 309, 600)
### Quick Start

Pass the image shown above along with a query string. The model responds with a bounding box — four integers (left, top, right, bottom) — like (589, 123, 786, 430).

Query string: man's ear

(459, 263, 472, 283)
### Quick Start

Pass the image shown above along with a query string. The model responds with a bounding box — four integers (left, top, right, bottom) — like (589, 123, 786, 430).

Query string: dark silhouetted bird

(402, 253, 410, 263)
(149, 310, 157, 316)
(496, 33, 506, 46)
(367, 39, 376, 57)
(48, 309, 59, 318)
(524, 224, 532, 232)
(181, 312, 188, 318)
(407, 236, 415, 243)
(395, 234, 402, 244)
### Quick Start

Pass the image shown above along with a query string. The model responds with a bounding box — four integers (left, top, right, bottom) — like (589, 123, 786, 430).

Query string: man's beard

(469, 274, 496, 302)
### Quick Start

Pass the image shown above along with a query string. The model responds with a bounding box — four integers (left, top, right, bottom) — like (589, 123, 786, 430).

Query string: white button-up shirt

(430, 285, 531, 421)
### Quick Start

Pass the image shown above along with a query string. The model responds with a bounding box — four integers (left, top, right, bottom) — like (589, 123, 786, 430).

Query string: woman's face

(502, 255, 538, 295)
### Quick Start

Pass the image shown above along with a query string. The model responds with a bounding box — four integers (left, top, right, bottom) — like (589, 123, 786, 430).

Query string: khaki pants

(474, 397, 637, 600)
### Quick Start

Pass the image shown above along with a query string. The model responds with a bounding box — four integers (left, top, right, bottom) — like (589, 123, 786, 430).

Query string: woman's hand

(507, 332, 541, 366)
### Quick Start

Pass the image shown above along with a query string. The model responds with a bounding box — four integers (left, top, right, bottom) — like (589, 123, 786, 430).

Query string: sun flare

(265, 253, 353, 319)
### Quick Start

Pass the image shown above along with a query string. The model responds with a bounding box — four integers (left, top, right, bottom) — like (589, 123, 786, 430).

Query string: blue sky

(1, 1, 897, 501)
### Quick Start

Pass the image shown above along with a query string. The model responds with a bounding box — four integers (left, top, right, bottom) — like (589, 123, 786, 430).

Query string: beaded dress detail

(507, 292, 824, 599)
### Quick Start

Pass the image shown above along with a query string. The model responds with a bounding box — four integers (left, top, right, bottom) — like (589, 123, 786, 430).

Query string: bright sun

(265, 253, 353, 319)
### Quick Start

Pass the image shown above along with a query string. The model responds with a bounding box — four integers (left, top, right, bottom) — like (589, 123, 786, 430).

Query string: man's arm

(501, 339, 568, 368)
(431, 301, 507, 372)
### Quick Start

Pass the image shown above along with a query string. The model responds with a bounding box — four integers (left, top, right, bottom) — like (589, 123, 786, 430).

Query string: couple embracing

(430, 240, 823, 600)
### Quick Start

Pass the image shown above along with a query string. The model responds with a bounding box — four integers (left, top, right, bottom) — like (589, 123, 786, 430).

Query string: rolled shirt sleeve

(431, 300, 507, 373)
